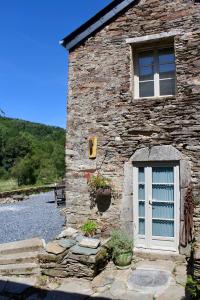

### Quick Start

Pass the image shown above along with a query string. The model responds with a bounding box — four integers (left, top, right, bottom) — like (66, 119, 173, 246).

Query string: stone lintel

(126, 31, 181, 45)
(131, 145, 183, 162)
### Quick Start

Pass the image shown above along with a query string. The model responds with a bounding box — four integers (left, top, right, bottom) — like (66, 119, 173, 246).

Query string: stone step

(0, 238, 44, 255)
(0, 252, 39, 265)
(135, 250, 186, 263)
(0, 263, 40, 276)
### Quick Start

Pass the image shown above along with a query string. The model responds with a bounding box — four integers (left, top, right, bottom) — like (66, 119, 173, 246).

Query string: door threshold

(134, 248, 185, 262)
(134, 247, 179, 255)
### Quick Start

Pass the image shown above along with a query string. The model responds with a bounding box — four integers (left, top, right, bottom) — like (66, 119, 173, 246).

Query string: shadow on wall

(0, 279, 111, 300)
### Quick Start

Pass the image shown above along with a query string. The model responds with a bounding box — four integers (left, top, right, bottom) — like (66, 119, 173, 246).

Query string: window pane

(152, 220, 174, 237)
(152, 184, 174, 202)
(159, 49, 175, 64)
(152, 167, 174, 183)
(139, 65, 154, 76)
(139, 52, 154, 66)
(139, 218, 145, 235)
(159, 64, 175, 79)
(138, 167, 145, 183)
(139, 201, 145, 218)
(139, 184, 145, 200)
(160, 78, 175, 96)
(152, 202, 174, 219)
(139, 65, 154, 81)
(139, 81, 154, 97)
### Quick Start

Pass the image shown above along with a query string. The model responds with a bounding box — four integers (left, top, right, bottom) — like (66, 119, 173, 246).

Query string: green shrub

(11, 157, 37, 186)
(108, 230, 133, 259)
(81, 220, 97, 237)
(0, 167, 9, 180)
(186, 275, 200, 299)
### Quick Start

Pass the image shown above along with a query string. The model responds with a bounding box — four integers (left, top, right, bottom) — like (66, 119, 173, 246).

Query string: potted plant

(108, 230, 133, 268)
(88, 174, 111, 197)
(81, 219, 98, 237)
(87, 173, 112, 211)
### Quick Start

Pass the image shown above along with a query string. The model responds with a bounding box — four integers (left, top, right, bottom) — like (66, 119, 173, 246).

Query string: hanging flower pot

(88, 174, 113, 211)
(96, 187, 111, 198)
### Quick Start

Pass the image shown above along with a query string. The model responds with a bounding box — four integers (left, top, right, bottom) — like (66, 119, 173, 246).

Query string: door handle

(149, 199, 152, 205)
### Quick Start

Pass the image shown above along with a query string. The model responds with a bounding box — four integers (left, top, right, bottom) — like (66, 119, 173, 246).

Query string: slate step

(0, 252, 39, 265)
(0, 263, 40, 276)
(0, 238, 44, 255)
(135, 250, 186, 262)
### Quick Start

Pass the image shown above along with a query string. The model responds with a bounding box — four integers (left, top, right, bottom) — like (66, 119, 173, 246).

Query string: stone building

(60, 0, 200, 260)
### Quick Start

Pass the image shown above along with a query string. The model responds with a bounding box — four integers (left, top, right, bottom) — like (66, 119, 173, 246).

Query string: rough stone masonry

(65, 0, 200, 276)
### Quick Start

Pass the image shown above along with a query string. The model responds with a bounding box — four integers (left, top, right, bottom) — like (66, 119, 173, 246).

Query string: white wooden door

(133, 164, 180, 253)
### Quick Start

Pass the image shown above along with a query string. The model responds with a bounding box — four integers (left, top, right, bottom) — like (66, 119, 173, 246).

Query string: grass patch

(0, 179, 18, 192)
(0, 179, 54, 193)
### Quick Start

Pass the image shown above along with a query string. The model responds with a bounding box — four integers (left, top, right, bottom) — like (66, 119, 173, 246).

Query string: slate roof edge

(60, 0, 137, 51)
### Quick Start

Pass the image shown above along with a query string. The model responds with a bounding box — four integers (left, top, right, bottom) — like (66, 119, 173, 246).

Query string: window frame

(133, 44, 177, 99)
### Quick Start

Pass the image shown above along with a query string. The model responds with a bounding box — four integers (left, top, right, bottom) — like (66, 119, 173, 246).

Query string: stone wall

(66, 0, 200, 246)
(39, 228, 109, 279)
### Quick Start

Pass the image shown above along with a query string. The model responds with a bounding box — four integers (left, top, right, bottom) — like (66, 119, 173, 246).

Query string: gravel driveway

(0, 192, 65, 243)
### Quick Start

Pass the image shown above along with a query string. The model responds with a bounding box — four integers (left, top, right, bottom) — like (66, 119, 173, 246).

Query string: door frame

(133, 162, 180, 253)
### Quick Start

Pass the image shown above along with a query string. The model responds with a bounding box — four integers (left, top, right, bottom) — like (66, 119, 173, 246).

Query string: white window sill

(134, 95, 176, 101)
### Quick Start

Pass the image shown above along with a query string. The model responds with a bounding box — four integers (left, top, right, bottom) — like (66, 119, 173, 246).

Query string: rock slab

(46, 241, 65, 255)
(128, 268, 170, 289)
(58, 239, 76, 249)
(79, 238, 100, 249)
(57, 228, 78, 239)
(71, 245, 100, 256)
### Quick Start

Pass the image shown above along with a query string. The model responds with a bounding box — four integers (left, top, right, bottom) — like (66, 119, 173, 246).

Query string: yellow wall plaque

(88, 137, 97, 159)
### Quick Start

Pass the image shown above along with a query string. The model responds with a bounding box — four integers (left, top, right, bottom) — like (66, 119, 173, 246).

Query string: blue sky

(0, 0, 111, 128)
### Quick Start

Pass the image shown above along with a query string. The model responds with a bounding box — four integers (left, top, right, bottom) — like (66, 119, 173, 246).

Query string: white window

(134, 47, 176, 98)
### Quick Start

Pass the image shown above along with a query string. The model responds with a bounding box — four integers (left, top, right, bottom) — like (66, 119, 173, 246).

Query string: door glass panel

(152, 220, 174, 237)
(139, 184, 145, 200)
(138, 167, 145, 183)
(152, 184, 174, 202)
(139, 218, 145, 235)
(152, 166, 175, 238)
(138, 167, 145, 235)
(139, 202, 145, 217)
(152, 167, 174, 183)
(152, 202, 174, 219)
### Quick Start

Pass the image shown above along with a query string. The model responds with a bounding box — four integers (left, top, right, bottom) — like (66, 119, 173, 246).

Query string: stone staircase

(0, 238, 44, 276)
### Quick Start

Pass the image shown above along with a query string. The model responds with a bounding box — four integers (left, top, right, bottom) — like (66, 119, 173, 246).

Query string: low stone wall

(39, 228, 110, 279)
(0, 185, 54, 200)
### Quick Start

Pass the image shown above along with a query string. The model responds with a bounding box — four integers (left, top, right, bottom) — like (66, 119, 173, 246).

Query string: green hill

(0, 117, 65, 188)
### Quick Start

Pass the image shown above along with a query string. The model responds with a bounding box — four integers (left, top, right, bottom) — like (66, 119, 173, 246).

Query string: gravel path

(0, 192, 65, 243)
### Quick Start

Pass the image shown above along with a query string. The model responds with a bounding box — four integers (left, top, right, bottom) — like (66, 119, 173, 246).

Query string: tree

(2, 133, 32, 171)
(11, 157, 37, 186)
(37, 159, 58, 184)
(0, 117, 65, 186)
